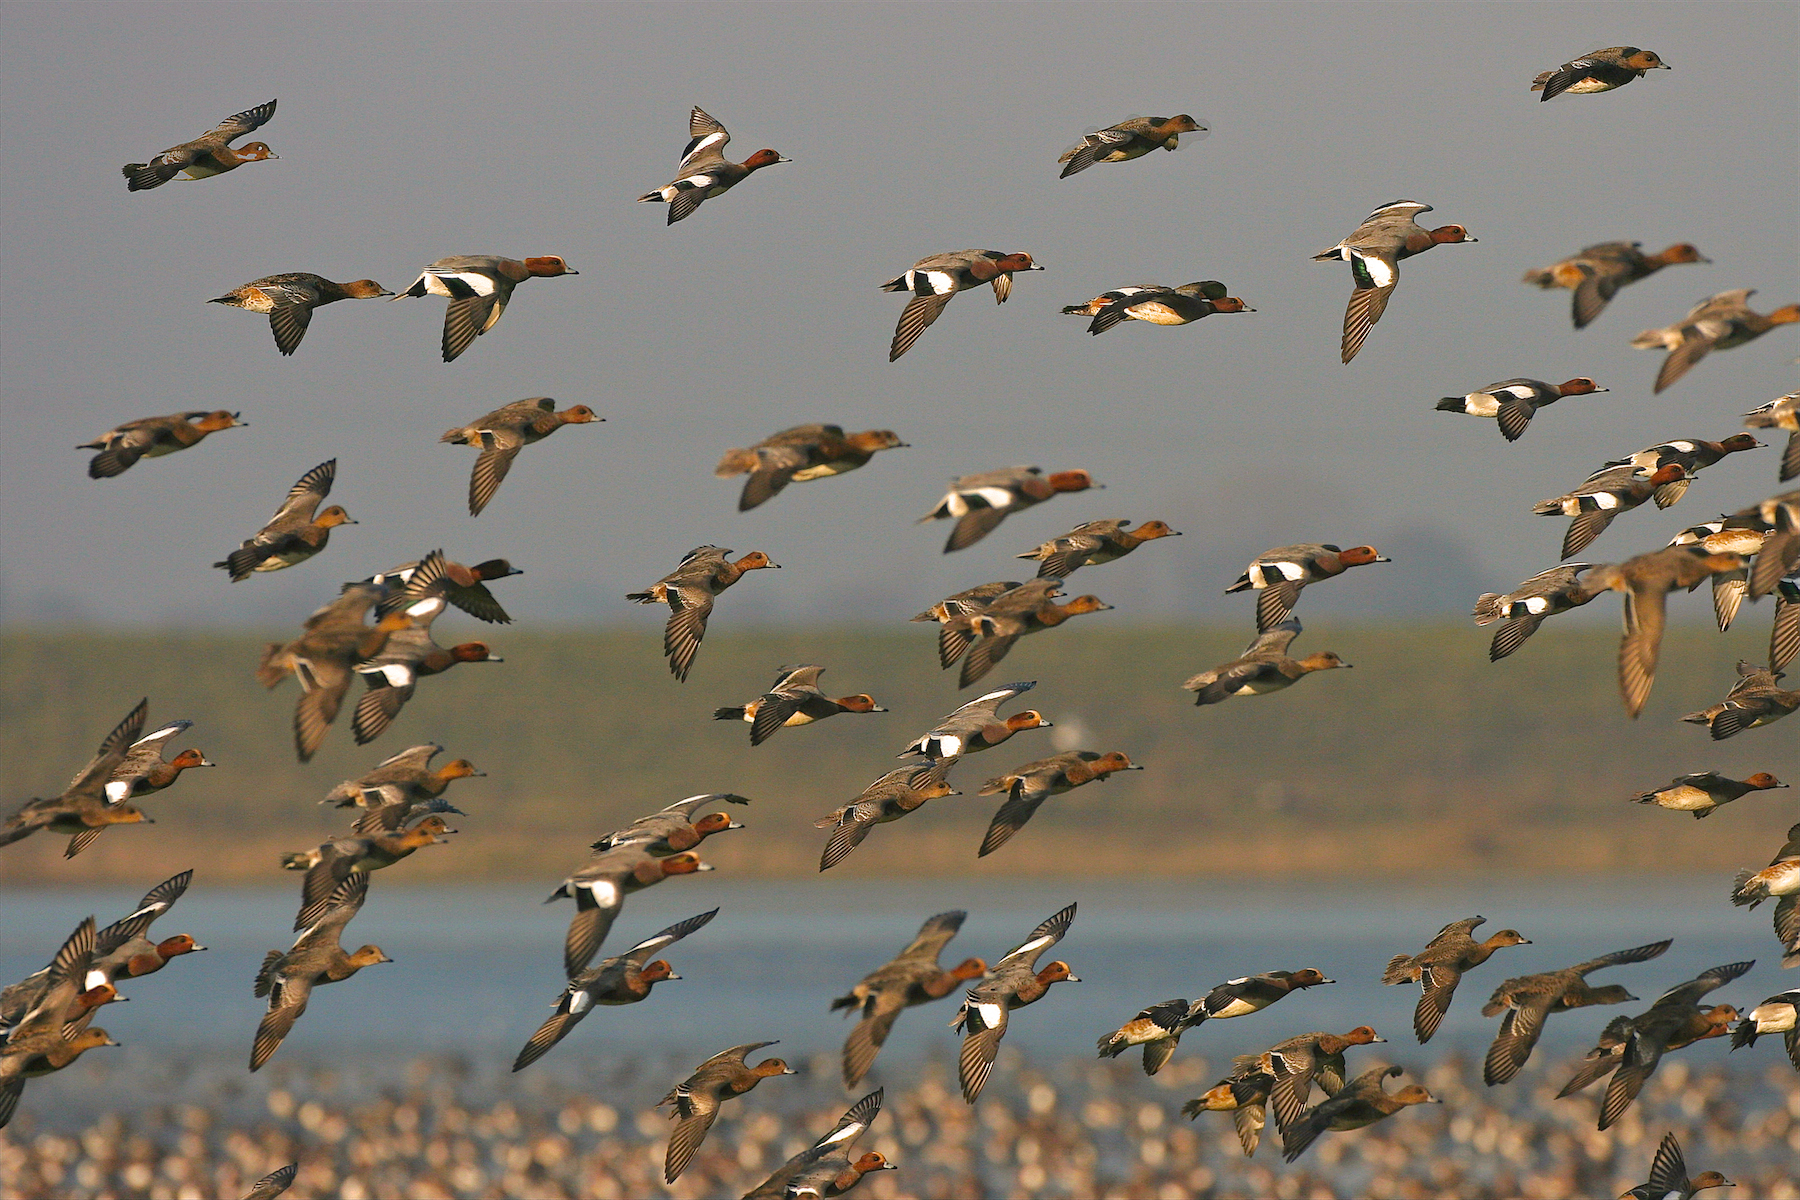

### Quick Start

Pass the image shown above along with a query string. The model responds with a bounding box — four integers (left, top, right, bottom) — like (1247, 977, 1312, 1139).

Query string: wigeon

(922, 466, 1100, 552)
(1532, 47, 1670, 100)
(1728, 988, 1799, 1070)
(256, 589, 414, 761)
(2, 699, 151, 851)
(281, 815, 457, 930)
(881, 250, 1042, 361)
(627, 546, 779, 681)
(364, 554, 523, 624)
(815, 762, 958, 871)
(1236, 1026, 1387, 1134)
(1728, 822, 1799, 969)
(441, 398, 601, 516)
(0, 1021, 118, 1129)
(1058, 115, 1205, 177)
(1631, 771, 1786, 819)
(1534, 462, 1691, 559)
(395, 255, 579, 362)
(1437, 377, 1608, 441)
(1682, 660, 1798, 739)
(1074, 281, 1253, 335)
(0, 919, 103, 1046)
(715, 424, 907, 511)
(1227, 543, 1390, 631)
(1383, 917, 1533, 1043)
(588, 792, 749, 857)
(831, 911, 986, 1087)
(1099, 969, 1334, 1076)
(1183, 619, 1350, 705)
(1473, 563, 1599, 661)
(1281, 1066, 1438, 1162)
(250, 873, 390, 1071)
(958, 585, 1112, 689)
(1575, 546, 1748, 717)
(83, 871, 204, 994)
(1314, 200, 1476, 363)
(66, 721, 212, 858)
(953, 903, 1080, 1103)
(123, 99, 276, 191)
(1608, 434, 1764, 508)
(1632, 289, 1800, 393)
(1480, 939, 1671, 1085)
(211, 273, 392, 355)
(1017, 518, 1181, 579)
(638, 107, 789, 224)
(320, 744, 484, 811)
(214, 459, 355, 581)
(1745, 392, 1800, 482)
(976, 750, 1140, 857)
(1622, 1132, 1733, 1200)
(79, 410, 244, 479)
(898, 681, 1050, 760)
(546, 846, 714, 976)
(743, 1089, 888, 1200)
(350, 600, 501, 746)
(1524, 241, 1708, 329)
(713, 664, 885, 745)
(657, 1041, 794, 1182)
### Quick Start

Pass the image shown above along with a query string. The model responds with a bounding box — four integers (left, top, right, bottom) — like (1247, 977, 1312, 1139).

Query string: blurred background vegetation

(2, 619, 1791, 885)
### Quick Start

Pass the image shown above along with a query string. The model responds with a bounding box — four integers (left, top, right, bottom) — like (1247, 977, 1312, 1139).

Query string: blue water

(2, 876, 1779, 1083)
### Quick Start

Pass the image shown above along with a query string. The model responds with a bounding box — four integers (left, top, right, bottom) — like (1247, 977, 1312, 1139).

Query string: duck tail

(1520, 267, 1555, 288)
(1096, 1031, 1128, 1059)
(1730, 868, 1763, 907)
(256, 644, 290, 689)
(1381, 954, 1414, 985)
(636, 189, 665, 204)
(712, 706, 747, 722)
(218, 546, 262, 582)
(1471, 592, 1504, 624)
(829, 991, 859, 1013)
(1627, 790, 1656, 805)
(1678, 708, 1712, 725)
(1435, 397, 1466, 413)
(278, 852, 311, 872)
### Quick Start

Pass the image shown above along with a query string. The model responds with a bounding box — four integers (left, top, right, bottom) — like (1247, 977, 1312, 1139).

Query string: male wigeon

(123, 99, 276, 191)
(546, 846, 714, 976)
(953, 903, 1080, 1103)
(588, 792, 749, 857)
(957, 584, 1112, 689)
(1632, 771, 1787, 819)
(364, 553, 523, 624)
(1632, 289, 1800, 393)
(715, 424, 907, 510)
(1622, 1132, 1733, 1200)
(1098, 969, 1334, 1076)
(1073, 281, 1254, 335)
(713, 664, 885, 746)
(243, 1165, 299, 1200)
(1556, 961, 1751, 1130)
(1524, 241, 1708, 329)
(815, 762, 959, 871)
(1057, 115, 1204, 177)
(281, 814, 457, 930)
(921, 466, 1100, 553)
(1, 925, 102, 1053)
(1728, 988, 1799, 1070)
(976, 750, 1140, 857)
(1608, 434, 1764, 509)
(1681, 661, 1799, 739)
(513, 910, 717, 1070)
(214, 460, 355, 581)
(1473, 563, 1598, 661)
(1314, 200, 1476, 363)
(395, 255, 579, 362)
(440, 398, 601, 516)
(656, 1041, 794, 1182)
(1745, 393, 1800, 483)
(1281, 1066, 1439, 1162)
(898, 681, 1050, 760)
(638, 107, 789, 224)
(63, 719, 212, 859)
(1183, 620, 1350, 705)
(881, 250, 1042, 361)
(350, 595, 501, 746)
(320, 744, 484, 811)
(1729, 822, 1800, 968)
(1534, 462, 1691, 559)
(1437, 377, 1608, 442)
(1226, 543, 1390, 631)
(627, 546, 779, 681)
(1383, 917, 1533, 1043)
(1480, 938, 1670, 1085)
(2, 699, 151, 851)
(1017, 519, 1181, 579)
(1575, 546, 1748, 717)
(1531, 47, 1670, 100)
(79, 410, 244, 479)
(743, 1089, 889, 1200)
(250, 873, 389, 1071)
(831, 911, 986, 1087)
(211, 274, 392, 355)
(1237, 1026, 1387, 1134)
(913, 580, 1021, 626)
(257, 589, 414, 761)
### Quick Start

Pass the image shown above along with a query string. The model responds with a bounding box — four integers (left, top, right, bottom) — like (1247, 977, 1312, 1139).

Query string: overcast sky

(2, 2, 1795, 629)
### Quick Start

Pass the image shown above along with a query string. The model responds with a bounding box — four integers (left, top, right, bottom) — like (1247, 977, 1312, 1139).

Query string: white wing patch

(976, 1001, 1006, 1029)
(965, 487, 1017, 510)
(105, 780, 131, 804)
(438, 271, 500, 296)
(584, 879, 620, 908)
(1357, 254, 1398, 289)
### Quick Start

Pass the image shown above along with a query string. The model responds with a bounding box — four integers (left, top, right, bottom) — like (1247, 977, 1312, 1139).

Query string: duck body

(250, 874, 389, 1071)
(627, 546, 780, 681)
(1480, 938, 1671, 1084)
(657, 1041, 794, 1182)
(832, 912, 985, 1086)
(713, 664, 885, 746)
(1078, 281, 1253, 335)
(1226, 543, 1389, 630)
(1632, 289, 1800, 393)
(1473, 563, 1598, 660)
(1281, 1066, 1438, 1162)
(1631, 771, 1786, 818)
(1057, 115, 1204, 177)
(123, 99, 277, 190)
(1536, 463, 1691, 559)
(1682, 662, 1800, 739)
(1523, 241, 1708, 328)
(952, 903, 1079, 1102)
(79, 410, 244, 478)
(899, 681, 1050, 760)
(1018, 518, 1181, 579)
(1532, 47, 1669, 100)
(546, 847, 714, 976)
(881, 250, 1042, 360)
(211, 273, 392, 355)
(441, 397, 600, 516)
(1728, 988, 1799, 1070)
(743, 1090, 886, 1200)
(1437, 377, 1607, 441)
(215, 459, 354, 581)
(1183, 620, 1350, 705)
(1313, 200, 1476, 363)
(637, 107, 789, 224)
(815, 761, 958, 871)
(715, 424, 906, 510)
(2, 700, 149, 851)
(1745, 392, 1800, 482)
(1622, 1131, 1733, 1200)
(396, 255, 578, 362)
(1577, 546, 1749, 716)
(975, 750, 1140, 856)
(1384, 916, 1532, 1042)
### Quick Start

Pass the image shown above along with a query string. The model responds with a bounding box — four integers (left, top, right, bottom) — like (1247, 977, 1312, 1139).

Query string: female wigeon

(1532, 47, 1670, 100)
(712, 664, 885, 746)
(365, 553, 523, 624)
(546, 846, 714, 976)
(2, 699, 151, 851)
(0, 919, 98, 1044)
(627, 546, 779, 681)
(815, 762, 958, 871)
(1534, 462, 1691, 559)
(123, 99, 276, 190)
(1182, 1071, 1274, 1156)
(976, 750, 1139, 857)
(1632, 771, 1786, 819)
(954, 903, 1080, 1103)
(656, 1041, 795, 1182)
(1314, 200, 1476, 363)
(1281, 1066, 1438, 1162)
(321, 745, 484, 810)
(1682, 661, 1799, 739)
(257, 590, 414, 761)
(1437, 377, 1608, 442)
(922, 466, 1100, 553)
(881, 250, 1043, 361)
(1473, 563, 1598, 661)
(512, 909, 716, 1070)
(899, 681, 1050, 760)
(1632, 289, 1800, 393)
(1558, 961, 1751, 1130)
(832, 911, 986, 1087)
(281, 814, 457, 930)
(715, 424, 907, 511)
(211, 273, 392, 355)
(1078, 281, 1253, 335)
(1183, 620, 1350, 706)
(214, 459, 355, 581)
(395, 255, 579, 362)
(913, 579, 1021, 626)
(440, 398, 601, 516)
(1480, 938, 1670, 1085)
(959, 586, 1112, 688)
(588, 792, 749, 856)
(1728, 988, 1799, 1069)
(1018, 518, 1181, 578)
(1237, 1026, 1387, 1134)
(1227, 543, 1390, 631)
(1383, 917, 1532, 1043)
(1622, 1132, 1733, 1200)
(1058, 115, 1204, 177)
(79, 410, 244, 479)
(1575, 546, 1747, 717)
(251, 873, 390, 1071)
(1524, 241, 1708, 328)
(638, 107, 789, 224)
(0, 1023, 118, 1129)
(1745, 392, 1800, 482)
(1099, 969, 1334, 1077)
(743, 1090, 887, 1199)
(1728, 822, 1799, 969)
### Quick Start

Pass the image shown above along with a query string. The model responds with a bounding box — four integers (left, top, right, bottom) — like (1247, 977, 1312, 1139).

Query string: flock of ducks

(5, 41, 1800, 1200)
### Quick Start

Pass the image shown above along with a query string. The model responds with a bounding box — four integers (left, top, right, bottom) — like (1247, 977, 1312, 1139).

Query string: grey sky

(2, 2, 1795, 629)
